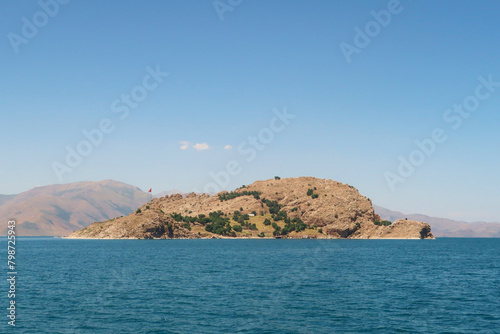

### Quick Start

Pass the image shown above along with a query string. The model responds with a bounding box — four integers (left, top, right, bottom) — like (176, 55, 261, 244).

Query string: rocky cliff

(68, 177, 434, 239)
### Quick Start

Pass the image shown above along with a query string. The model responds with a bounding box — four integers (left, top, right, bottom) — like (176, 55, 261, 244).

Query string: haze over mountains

(375, 206, 500, 238)
(0, 180, 149, 236)
(1, 180, 499, 237)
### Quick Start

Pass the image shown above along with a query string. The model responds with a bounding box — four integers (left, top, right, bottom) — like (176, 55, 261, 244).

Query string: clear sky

(1, 0, 499, 222)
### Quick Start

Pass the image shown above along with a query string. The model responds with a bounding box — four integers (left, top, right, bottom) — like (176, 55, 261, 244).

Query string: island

(68, 177, 434, 239)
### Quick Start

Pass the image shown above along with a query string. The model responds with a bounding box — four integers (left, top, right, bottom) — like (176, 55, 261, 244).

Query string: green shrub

(249, 223, 258, 231)
(275, 176, 281, 180)
(273, 210, 287, 221)
(311, 194, 319, 199)
(291, 207, 298, 212)
(373, 220, 392, 226)
(261, 198, 282, 214)
(183, 223, 192, 230)
(218, 190, 262, 202)
(232, 224, 243, 232)
(263, 219, 272, 226)
(205, 212, 233, 235)
(307, 189, 314, 196)
(258, 232, 265, 237)
(146, 206, 150, 210)
(136, 209, 142, 214)
(318, 228, 323, 234)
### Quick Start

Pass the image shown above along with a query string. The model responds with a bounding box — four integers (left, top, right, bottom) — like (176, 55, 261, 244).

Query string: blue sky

(1, 0, 499, 222)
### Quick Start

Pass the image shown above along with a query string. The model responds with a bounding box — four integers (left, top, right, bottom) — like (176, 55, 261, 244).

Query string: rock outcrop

(68, 177, 434, 239)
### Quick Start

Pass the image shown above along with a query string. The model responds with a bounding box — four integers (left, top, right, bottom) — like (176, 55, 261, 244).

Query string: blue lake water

(2, 238, 500, 333)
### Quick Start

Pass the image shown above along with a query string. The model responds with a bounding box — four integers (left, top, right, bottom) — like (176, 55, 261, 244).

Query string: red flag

(148, 188, 152, 193)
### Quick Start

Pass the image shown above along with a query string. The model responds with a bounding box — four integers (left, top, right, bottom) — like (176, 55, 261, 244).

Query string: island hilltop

(68, 177, 434, 239)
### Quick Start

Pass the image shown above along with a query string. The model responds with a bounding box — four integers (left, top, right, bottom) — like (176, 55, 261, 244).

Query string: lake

(3, 238, 499, 333)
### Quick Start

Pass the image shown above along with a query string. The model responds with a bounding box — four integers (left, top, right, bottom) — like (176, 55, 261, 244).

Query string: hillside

(374, 206, 500, 238)
(0, 180, 150, 236)
(69, 177, 434, 239)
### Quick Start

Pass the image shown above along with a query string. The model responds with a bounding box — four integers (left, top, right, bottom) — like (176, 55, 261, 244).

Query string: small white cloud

(193, 143, 210, 151)
(224, 145, 232, 150)
(179, 141, 189, 150)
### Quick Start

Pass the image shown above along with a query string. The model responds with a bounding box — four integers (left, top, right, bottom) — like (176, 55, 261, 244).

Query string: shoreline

(63, 236, 432, 240)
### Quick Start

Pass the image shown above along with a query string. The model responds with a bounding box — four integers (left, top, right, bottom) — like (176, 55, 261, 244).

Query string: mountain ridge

(0, 180, 150, 236)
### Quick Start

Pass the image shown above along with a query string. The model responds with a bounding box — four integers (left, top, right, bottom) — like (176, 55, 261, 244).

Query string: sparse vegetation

(280, 217, 307, 235)
(272, 210, 287, 221)
(261, 198, 282, 214)
(218, 190, 261, 201)
(291, 207, 298, 212)
(373, 220, 392, 226)
(204, 211, 234, 236)
(169, 210, 240, 237)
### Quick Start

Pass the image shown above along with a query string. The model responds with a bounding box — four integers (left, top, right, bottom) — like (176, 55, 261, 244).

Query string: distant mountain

(0, 180, 150, 236)
(374, 205, 500, 238)
(0, 194, 16, 206)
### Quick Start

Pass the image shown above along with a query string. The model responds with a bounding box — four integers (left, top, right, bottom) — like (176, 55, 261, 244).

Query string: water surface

(3, 238, 499, 333)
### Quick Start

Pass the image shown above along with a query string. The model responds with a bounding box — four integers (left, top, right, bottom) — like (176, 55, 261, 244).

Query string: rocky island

(68, 177, 434, 239)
